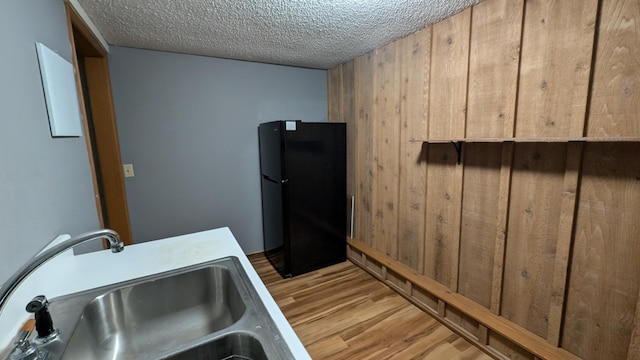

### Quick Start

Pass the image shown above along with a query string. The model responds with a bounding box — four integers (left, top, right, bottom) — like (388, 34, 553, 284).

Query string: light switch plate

(123, 164, 135, 177)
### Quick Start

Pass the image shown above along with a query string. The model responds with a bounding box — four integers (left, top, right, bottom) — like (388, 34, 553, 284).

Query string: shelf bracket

(450, 141, 463, 164)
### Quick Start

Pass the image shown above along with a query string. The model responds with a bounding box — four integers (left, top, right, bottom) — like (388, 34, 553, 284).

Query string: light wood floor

(249, 254, 492, 360)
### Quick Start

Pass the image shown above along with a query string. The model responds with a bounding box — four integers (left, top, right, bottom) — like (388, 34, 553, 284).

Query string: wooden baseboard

(347, 239, 581, 360)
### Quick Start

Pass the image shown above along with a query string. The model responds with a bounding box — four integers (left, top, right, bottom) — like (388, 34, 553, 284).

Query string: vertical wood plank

(424, 144, 464, 290)
(515, 0, 598, 138)
(423, 6, 470, 291)
(327, 67, 342, 123)
(458, 143, 502, 308)
(398, 27, 431, 271)
(459, 0, 522, 311)
(501, 143, 567, 338)
(587, 0, 640, 137)
(546, 142, 584, 346)
(428, 8, 471, 139)
(490, 142, 514, 315)
(354, 53, 376, 246)
(372, 42, 401, 258)
(341, 62, 357, 235)
(466, 0, 523, 138)
(342, 62, 355, 124)
(562, 142, 640, 360)
(629, 292, 640, 359)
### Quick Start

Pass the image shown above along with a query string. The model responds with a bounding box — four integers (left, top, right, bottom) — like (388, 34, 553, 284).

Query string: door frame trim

(65, 3, 133, 246)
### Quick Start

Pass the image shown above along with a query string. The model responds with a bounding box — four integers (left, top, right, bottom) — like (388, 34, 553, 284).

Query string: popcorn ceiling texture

(77, 0, 481, 69)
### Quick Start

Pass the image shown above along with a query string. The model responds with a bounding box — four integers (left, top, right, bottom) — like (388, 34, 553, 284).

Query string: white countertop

(0, 227, 311, 359)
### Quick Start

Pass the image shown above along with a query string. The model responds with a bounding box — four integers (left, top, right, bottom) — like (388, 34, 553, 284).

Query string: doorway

(65, 3, 133, 246)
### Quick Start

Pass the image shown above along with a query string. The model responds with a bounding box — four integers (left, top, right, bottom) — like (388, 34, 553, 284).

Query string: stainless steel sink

(61, 264, 245, 359)
(39, 257, 294, 360)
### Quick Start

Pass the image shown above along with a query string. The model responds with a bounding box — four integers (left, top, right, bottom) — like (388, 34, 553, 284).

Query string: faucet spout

(0, 229, 125, 316)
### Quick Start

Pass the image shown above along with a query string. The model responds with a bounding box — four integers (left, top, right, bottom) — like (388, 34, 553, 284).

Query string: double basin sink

(38, 256, 294, 359)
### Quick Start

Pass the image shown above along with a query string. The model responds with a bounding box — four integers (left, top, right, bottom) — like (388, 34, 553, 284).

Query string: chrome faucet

(0, 229, 125, 316)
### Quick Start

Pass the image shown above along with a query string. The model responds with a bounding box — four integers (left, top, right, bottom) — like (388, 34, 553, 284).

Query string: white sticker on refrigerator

(285, 121, 297, 131)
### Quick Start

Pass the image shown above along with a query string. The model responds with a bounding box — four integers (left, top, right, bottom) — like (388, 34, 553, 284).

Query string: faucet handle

(13, 319, 35, 349)
(9, 319, 41, 360)
(25, 295, 57, 341)
(8, 341, 40, 360)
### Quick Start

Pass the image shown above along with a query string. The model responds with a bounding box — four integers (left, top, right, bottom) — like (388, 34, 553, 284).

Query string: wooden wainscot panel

(488, 332, 536, 360)
(410, 284, 439, 315)
(365, 255, 385, 279)
(562, 142, 640, 360)
(586, 0, 640, 138)
(354, 53, 376, 247)
(445, 305, 480, 341)
(385, 268, 410, 295)
(515, 0, 598, 138)
(465, 0, 523, 138)
(347, 243, 364, 266)
(501, 143, 567, 339)
(397, 27, 431, 272)
(372, 42, 401, 259)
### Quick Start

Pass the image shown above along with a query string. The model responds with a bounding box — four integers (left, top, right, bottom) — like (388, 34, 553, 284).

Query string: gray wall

(0, 1, 101, 284)
(108, 47, 327, 253)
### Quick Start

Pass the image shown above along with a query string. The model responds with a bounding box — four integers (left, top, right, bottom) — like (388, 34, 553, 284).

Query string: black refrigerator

(259, 120, 346, 278)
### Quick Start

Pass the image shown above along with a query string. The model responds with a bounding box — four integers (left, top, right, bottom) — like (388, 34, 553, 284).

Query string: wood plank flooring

(249, 254, 492, 360)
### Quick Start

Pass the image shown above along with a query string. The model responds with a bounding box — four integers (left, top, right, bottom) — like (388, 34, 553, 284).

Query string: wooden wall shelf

(412, 137, 640, 163)
(411, 137, 640, 143)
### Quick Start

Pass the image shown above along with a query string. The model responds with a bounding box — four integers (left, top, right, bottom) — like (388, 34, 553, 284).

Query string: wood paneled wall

(328, 0, 640, 359)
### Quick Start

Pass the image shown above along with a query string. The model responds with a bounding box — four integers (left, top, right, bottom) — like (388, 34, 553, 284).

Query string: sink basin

(61, 265, 245, 359)
(164, 332, 267, 360)
(40, 257, 294, 360)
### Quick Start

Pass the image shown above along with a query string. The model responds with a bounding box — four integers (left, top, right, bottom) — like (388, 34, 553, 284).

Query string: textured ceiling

(77, 0, 481, 69)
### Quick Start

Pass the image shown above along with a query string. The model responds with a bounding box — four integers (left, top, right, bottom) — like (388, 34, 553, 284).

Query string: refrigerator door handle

(262, 174, 280, 183)
(262, 174, 288, 184)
